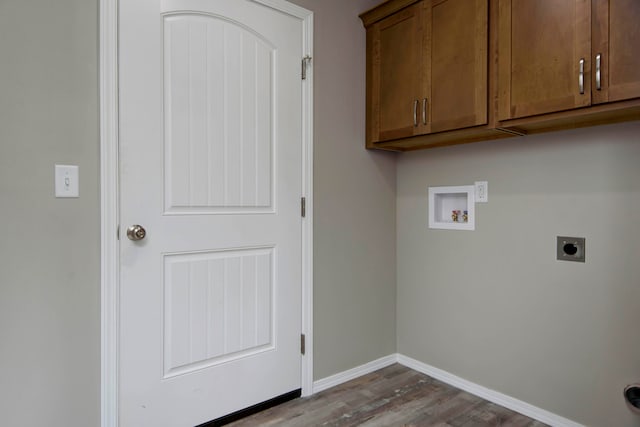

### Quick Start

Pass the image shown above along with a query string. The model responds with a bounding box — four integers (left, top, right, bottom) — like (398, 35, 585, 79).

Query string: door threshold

(195, 389, 302, 427)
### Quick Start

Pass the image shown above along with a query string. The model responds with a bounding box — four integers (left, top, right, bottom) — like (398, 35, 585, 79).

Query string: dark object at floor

(196, 389, 302, 427)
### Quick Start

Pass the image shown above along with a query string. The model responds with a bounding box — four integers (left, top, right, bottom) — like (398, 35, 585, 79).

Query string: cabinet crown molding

(359, 0, 420, 27)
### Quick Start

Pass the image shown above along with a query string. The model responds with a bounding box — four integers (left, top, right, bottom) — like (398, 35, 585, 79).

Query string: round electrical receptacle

(624, 384, 640, 415)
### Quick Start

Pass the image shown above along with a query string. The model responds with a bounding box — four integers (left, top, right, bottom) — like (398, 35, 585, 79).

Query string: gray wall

(288, 0, 398, 380)
(397, 122, 640, 427)
(0, 1, 100, 426)
(0, 0, 396, 425)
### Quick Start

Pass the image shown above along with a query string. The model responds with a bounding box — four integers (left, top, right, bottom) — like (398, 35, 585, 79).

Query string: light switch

(55, 164, 79, 198)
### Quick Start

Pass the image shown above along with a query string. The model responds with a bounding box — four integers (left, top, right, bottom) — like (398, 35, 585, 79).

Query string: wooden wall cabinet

(497, 0, 640, 133)
(429, 0, 488, 133)
(365, 1, 424, 143)
(497, 0, 592, 121)
(592, 0, 640, 104)
(361, 0, 640, 151)
(361, 0, 509, 151)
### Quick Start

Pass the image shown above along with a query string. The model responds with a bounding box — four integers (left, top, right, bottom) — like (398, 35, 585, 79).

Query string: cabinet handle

(579, 58, 585, 95)
(596, 53, 602, 91)
(413, 100, 418, 127)
(422, 98, 428, 125)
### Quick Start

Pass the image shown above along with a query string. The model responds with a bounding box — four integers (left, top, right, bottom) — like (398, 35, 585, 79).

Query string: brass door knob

(126, 224, 146, 241)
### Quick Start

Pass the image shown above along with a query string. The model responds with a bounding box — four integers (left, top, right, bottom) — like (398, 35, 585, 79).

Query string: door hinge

(116, 224, 120, 240)
(301, 55, 312, 80)
(301, 333, 306, 355)
(301, 197, 306, 218)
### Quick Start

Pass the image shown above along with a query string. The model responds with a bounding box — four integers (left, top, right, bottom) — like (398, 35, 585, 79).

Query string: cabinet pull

(596, 53, 602, 91)
(422, 98, 428, 125)
(413, 100, 419, 127)
(579, 58, 585, 95)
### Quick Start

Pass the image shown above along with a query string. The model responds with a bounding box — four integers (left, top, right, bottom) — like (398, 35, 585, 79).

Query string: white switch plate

(475, 181, 488, 203)
(55, 164, 79, 198)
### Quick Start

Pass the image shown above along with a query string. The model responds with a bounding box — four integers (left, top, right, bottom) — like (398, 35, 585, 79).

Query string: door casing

(99, 1, 314, 425)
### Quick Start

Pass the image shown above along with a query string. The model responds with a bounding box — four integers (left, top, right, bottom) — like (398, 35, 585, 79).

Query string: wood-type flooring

(228, 364, 549, 427)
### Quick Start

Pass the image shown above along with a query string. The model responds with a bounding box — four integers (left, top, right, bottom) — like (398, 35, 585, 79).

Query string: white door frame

(99, 1, 314, 425)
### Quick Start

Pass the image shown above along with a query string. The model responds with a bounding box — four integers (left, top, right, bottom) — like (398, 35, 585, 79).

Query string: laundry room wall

(397, 122, 640, 426)
(0, 1, 100, 426)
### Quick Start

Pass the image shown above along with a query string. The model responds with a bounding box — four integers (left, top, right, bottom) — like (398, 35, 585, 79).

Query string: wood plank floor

(228, 364, 549, 427)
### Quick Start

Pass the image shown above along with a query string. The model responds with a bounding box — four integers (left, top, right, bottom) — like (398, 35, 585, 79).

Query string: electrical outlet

(475, 181, 488, 203)
(556, 236, 585, 263)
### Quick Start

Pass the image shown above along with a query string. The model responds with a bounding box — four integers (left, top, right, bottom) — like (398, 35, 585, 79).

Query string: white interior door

(118, 1, 306, 425)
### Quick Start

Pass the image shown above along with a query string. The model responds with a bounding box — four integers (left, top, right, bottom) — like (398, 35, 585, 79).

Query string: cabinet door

(428, 0, 487, 133)
(592, 0, 640, 104)
(498, 0, 591, 120)
(367, 2, 424, 143)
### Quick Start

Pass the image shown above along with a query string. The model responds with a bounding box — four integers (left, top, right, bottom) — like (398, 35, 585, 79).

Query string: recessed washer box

(428, 185, 475, 231)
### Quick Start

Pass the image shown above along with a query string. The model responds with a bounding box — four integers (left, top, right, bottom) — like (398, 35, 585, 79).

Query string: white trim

(252, 0, 312, 19)
(312, 355, 398, 394)
(100, 1, 314, 425)
(99, 0, 119, 425)
(397, 354, 584, 427)
(313, 353, 583, 427)
(299, 8, 314, 399)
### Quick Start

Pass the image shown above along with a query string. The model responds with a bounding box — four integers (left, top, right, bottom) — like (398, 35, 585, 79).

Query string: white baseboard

(397, 354, 584, 427)
(313, 353, 583, 427)
(312, 354, 397, 393)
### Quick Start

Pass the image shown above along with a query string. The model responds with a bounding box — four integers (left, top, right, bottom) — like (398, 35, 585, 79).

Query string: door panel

(430, 0, 487, 132)
(163, 247, 274, 378)
(608, 0, 640, 101)
(370, 2, 423, 142)
(592, 0, 640, 104)
(119, 1, 303, 426)
(498, 0, 591, 120)
(164, 14, 274, 212)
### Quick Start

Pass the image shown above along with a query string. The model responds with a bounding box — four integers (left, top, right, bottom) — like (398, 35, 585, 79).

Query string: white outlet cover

(475, 181, 488, 203)
(55, 164, 79, 198)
